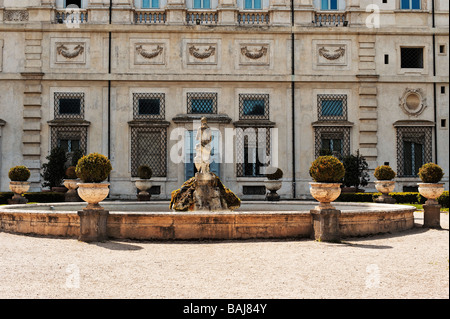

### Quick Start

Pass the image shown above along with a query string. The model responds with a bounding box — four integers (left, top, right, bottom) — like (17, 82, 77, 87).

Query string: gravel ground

(0, 212, 448, 299)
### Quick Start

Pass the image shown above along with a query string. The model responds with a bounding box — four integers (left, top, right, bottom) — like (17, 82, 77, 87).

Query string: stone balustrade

(313, 11, 347, 27)
(55, 9, 88, 24)
(186, 10, 218, 25)
(237, 10, 270, 25)
(134, 9, 167, 24)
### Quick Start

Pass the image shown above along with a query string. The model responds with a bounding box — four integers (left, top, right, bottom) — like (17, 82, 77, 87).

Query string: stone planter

(77, 182, 110, 210)
(135, 179, 152, 201)
(418, 183, 444, 229)
(265, 180, 282, 201)
(309, 182, 342, 210)
(8, 181, 30, 204)
(309, 182, 342, 242)
(63, 179, 81, 202)
(77, 182, 110, 242)
(418, 183, 444, 205)
(374, 180, 396, 204)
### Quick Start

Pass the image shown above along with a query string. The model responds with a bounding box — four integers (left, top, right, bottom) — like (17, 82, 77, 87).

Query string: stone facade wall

(0, 0, 448, 199)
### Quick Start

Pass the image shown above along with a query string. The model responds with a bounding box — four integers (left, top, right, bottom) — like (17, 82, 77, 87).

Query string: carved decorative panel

(51, 38, 89, 68)
(312, 40, 351, 70)
(4, 10, 29, 22)
(399, 88, 427, 117)
(239, 44, 270, 66)
(130, 39, 168, 68)
(185, 41, 219, 66)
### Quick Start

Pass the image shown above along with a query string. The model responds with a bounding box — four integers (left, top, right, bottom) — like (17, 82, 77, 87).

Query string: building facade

(0, 0, 448, 200)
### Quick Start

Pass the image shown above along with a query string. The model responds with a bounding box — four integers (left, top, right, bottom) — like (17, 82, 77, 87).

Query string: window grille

(133, 93, 165, 120)
(54, 92, 84, 119)
(236, 127, 271, 177)
(187, 92, 217, 114)
(314, 126, 350, 159)
(317, 94, 347, 121)
(239, 94, 269, 120)
(396, 126, 432, 177)
(50, 125, 88, 155)
(401, 48, 424, 69)
(130, 126, 167, 177)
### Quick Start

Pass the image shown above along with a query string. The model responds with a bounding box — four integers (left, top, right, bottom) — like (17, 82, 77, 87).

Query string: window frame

(321, 0, 338, 11)
(244, 0, 262, 10)
(317, 94, 348, 121)
(187, 92, 218, 114)
(396, 126, 432, 177)
(193, 0, 211, 9)
(142, 0, 160, 9)
(400, 0, 421, 10)
(133, 92, 165, 120)
(239, 94, 270, 120)
(54, 92, 85, 120)
(236, 127, 271, 177)
(314, 126, 351, 159)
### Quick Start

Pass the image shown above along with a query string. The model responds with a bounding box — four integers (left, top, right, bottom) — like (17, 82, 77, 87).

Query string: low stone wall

(0, 202, 416, 240)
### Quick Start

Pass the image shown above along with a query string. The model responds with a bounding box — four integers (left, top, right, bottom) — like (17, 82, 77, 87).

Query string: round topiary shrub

(137, 165, 152, 179)
(266, 167, 283, 180)
(309, 156, 345, 183)
(374, 165, 396, 181)
(8, 166, 31, 182)
(65, 166, 78, 179)
(418, 163, 444, 183)
(75, 153, 112, 183)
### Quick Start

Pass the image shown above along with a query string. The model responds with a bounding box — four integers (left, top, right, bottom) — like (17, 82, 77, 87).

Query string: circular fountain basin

(0, 201, 416, 240)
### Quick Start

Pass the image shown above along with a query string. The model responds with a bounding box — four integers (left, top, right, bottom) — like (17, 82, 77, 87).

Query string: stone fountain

(170, 117, 241, 212)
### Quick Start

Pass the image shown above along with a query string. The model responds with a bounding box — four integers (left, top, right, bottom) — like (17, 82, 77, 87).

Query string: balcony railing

(186, 10, 218, 25)
(135, 10, 166, 24)
(314, 11, 347, 26)
(55, 9, 88, 24)
(238, 11, 270, 25)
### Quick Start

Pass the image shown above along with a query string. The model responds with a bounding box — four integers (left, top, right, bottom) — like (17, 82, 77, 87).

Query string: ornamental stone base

(423, 204, 441, 229)
(310, 208, 341, 242)
(77, 209, 109, 242)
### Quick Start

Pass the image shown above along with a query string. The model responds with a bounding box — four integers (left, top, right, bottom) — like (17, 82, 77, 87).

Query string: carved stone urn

(8, 181, 30, 204)
(309, 182, 342, 210)
(77, 182, 110, 210)
(418, 183, 444, 229)
(63, 179, 80, 202)
(135, 179, 152, 201)
(374, 180, 396, 204)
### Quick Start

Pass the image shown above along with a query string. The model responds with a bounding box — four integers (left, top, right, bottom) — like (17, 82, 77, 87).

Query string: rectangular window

(236, 127, 271, 177)
(317, 94, 347, 121)
(384, 54, 389, 64)
(401, 47, 424, 69)
(194, 0, 211, 9)
(133, 93, 165, 120)
(187, 93, 217, 114)
(321, 0, 338, 10)
(239, 94, 269, 120)
(50, 125, 88, 156)
(441, 86, 446, 94)
(142, 0, 159, 8)
(130, 127, 167, 177)
(396, 126, 432, 177)
(314, 126, 351, 159)
(245, 0, 262, 9)
(54, 92, 85, 119)
(401, 0, 421, 9)
(59, 98, 81, 115)
(59, 139, 80, 153)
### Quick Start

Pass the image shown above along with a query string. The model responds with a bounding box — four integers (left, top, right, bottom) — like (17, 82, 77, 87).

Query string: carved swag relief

(241, 46, 268, 60)
(189, 45, 216, 60)
(136, 45, 164, 59)
(318, 46, 346, 60)
(57, 44, 85, 59)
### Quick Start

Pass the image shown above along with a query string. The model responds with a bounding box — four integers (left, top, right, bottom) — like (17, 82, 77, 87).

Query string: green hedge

(0, 192, 65, 205)
(336, 191, 449, 208)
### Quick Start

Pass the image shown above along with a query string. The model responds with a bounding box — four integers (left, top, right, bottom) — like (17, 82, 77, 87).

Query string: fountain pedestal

(77, 208, 109, 242)
(310, 208, 341, 242)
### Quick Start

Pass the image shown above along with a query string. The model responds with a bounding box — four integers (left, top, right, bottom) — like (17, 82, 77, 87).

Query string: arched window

(65, 0, 82, 8)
